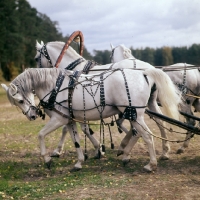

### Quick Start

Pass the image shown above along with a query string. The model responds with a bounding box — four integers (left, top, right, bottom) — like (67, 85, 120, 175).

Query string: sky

(27, 0, 200, 54)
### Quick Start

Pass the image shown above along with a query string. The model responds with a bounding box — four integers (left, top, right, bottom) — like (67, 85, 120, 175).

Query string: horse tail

(143, 68, 182, 120)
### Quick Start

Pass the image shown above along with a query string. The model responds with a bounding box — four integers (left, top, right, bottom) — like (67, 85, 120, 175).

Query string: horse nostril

(31, 116, 36, 120)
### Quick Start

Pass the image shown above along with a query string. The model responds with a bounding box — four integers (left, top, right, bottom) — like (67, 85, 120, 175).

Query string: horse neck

(27, 69, 57, 100)
(47, 42, 83, 69)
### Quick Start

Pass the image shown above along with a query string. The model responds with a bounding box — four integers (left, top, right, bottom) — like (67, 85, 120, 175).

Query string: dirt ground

(1, 97, 200, 199)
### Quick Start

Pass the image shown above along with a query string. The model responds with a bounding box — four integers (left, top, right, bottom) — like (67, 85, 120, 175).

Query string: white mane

(120, 44, 135, 59)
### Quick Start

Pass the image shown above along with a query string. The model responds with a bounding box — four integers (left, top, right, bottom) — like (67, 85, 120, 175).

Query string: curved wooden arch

(55, 30, 84, 68)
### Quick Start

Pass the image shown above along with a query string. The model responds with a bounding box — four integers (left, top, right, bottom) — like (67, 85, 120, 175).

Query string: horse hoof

(70, 167, 81, 172)
(159, 155, 169, 160)
(117, 150, 124, 157)
(122, 159, 130, 166)
(143, 164, 157, 172)
(46, 160, 52, 169)
(177, 149, 184, 154)
(50, 153, 60, 158)
(84, 154, 88, 161)
(94, 155, 101, 159)
(94, 151, 101, 159)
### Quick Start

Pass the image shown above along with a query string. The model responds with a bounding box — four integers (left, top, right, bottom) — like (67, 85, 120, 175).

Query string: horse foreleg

(116, 117, 129, 134)
(51, 125, 68, 157)
(121, 130, 141, 164)
(80, 123, 102, 158)
(67, 122, 84, 171)
(117, 129, 137, 156)
(38, 117, 64, 168)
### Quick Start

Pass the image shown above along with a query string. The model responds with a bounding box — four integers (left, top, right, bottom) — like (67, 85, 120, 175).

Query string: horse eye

(18, 100, 24, 104)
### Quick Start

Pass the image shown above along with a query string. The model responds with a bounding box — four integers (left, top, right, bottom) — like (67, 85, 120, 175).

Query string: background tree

(93, 50, 111, 64)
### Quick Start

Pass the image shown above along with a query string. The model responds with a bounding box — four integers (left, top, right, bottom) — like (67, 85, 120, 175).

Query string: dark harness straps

(40, 70, 66, 110)
(65, 58, 84, 70)
(68, 70, 81, 119)
(120, 69, 137, 121)
(40, 59, 84, 111)
(82, 60, 98, 74)
(38, 44, 53, 68)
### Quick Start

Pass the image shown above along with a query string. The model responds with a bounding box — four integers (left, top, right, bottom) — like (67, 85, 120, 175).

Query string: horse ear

(36, 40, 41, 49)
(110, 43, 114, 50)
(9, 83, 18, 96)
(1, 83, 8, 92)
(41, 41, 44, 45)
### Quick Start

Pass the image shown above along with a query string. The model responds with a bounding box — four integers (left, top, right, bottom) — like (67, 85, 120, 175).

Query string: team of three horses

(2, 38, 200, 172)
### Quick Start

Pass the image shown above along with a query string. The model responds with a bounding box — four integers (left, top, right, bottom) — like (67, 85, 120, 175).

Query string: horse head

(34, 41, 83, 69)
(1, 83, 38, 121)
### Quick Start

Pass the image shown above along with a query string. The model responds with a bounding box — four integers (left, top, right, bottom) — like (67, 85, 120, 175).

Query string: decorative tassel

(84, 153, 88, 161)
(108, 124, 114, 150)
(102, 144, 106, 152)
(97, 150, 101, 159)
(75, 142, 80, 148)
(89, 128, 94, 135)
(132, 128, 137, 136)
(42, 114, 45, 120)
(118, 127, 123, 133)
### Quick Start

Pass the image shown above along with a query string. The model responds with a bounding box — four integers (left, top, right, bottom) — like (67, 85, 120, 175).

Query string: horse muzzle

(22, 106, 38, 121)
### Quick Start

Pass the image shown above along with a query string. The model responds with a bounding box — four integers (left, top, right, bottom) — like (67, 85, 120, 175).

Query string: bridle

(11, 88, 42, 118)
(37, 44, 53, 68)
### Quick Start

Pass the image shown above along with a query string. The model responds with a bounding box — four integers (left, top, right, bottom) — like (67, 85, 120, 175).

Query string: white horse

(110, 44, 200, 154)
(35, 41, 106, 159)
(2, 63, 181, 172)
(35, 41, 180, 160)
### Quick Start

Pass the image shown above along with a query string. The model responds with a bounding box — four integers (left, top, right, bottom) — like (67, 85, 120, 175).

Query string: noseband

(22, 105, 37, 115)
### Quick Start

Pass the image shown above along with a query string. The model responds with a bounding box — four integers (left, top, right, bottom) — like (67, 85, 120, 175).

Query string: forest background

(1, 0, 200, 81)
